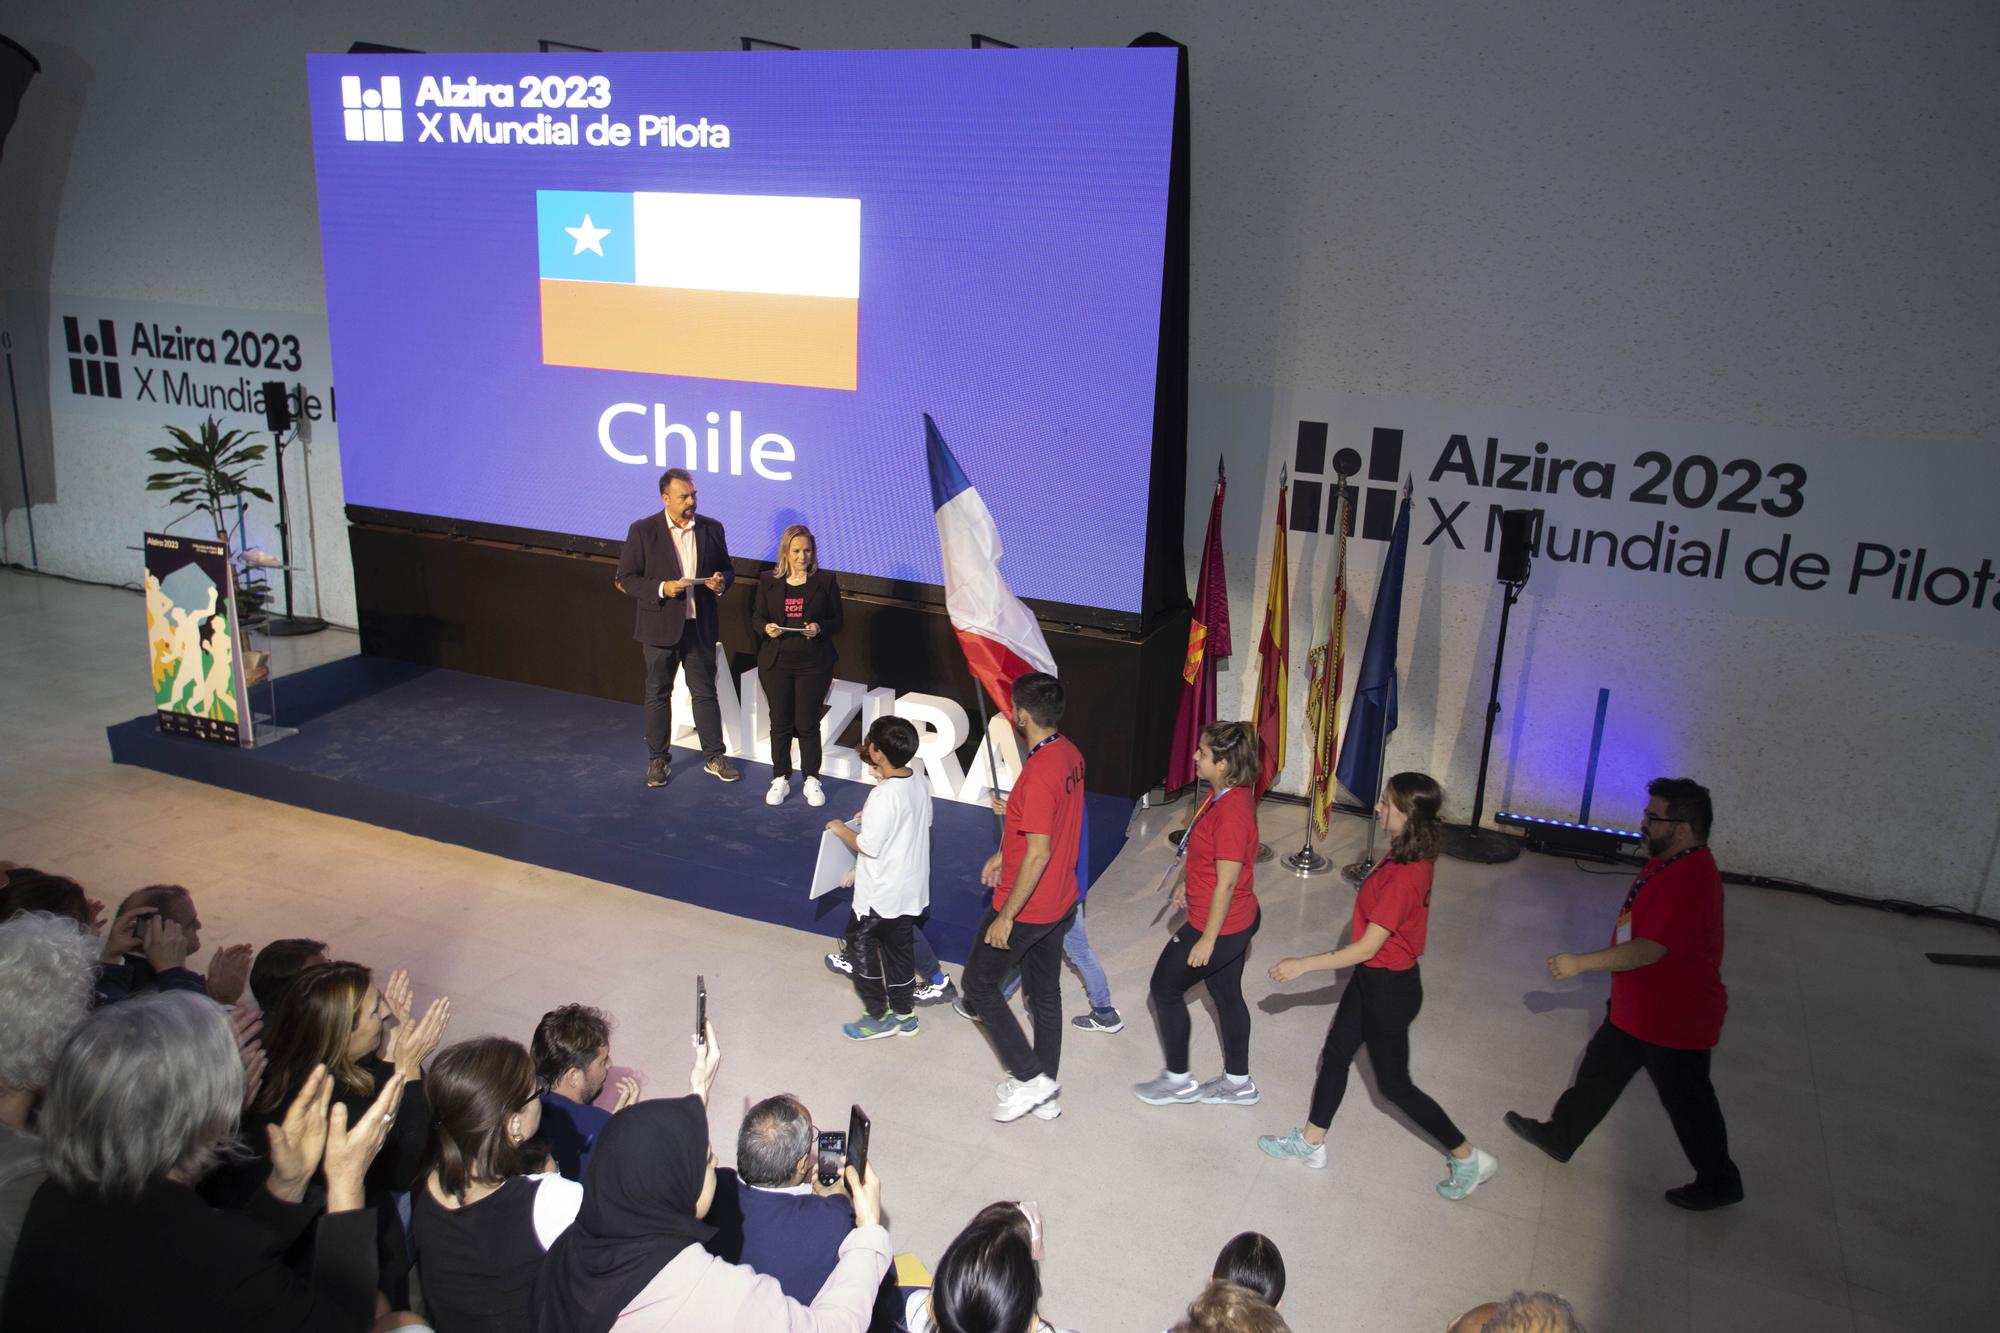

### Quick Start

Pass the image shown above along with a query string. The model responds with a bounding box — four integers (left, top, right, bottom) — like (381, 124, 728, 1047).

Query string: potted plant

(146, 416, 276, 683)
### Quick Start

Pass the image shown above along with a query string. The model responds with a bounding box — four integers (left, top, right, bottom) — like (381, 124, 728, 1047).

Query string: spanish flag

(537, 189, 860, 391)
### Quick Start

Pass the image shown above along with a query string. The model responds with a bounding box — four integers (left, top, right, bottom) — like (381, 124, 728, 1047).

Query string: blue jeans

(1000, 907, 1112, 1011)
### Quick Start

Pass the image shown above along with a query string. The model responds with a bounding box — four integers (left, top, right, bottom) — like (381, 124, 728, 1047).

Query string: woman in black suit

(752, 524, 843, 808)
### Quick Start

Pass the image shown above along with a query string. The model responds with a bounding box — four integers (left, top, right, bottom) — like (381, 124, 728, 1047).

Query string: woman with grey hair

(0, 990, 406, 1328)
(0, 910, 100, 1296)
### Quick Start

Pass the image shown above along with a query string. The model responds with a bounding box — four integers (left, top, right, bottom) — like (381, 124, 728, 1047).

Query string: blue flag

(1335, 485, 1413, 805)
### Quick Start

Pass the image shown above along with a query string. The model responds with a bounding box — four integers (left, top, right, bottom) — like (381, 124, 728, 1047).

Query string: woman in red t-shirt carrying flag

(1134, 721, 1266, 1108)
(1256, 772, 1499, 1201)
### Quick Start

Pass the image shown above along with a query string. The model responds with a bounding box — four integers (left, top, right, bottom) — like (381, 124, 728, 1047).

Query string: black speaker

(1496, 508, 1539, 585)
(261, 381, 291, 434)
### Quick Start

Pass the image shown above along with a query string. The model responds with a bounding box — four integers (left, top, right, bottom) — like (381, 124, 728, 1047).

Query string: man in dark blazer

(615, 467, 740, 786)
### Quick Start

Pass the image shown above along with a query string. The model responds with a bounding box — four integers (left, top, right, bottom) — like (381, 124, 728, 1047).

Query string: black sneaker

(952, 995, 983, 1023)
(645, 758, 670, 787)
(823, 949, 854, 977)
(1504, 1111, 1573, 1164)
(704, 755, 742, 782)
(1665, 1178, 1744, 1211)
(913, 977, 956, 1007)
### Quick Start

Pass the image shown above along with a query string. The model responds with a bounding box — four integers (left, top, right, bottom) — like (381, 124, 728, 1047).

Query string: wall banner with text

(50, 295, 336, 437)
(1242, 387, 2000, 647)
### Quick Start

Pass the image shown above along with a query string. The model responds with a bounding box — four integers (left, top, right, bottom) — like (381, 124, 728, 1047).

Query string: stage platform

(105, 656, 1133, 962)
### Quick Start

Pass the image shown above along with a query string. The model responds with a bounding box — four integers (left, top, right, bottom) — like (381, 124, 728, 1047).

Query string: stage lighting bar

(1495, 811, 1639, 861)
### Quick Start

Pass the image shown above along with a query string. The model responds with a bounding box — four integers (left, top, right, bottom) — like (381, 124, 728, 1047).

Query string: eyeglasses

(1640, 813, 1683, 826)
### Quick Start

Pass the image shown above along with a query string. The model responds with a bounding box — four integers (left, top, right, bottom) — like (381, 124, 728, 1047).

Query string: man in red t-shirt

(962, 672, 1086, 1124)
(1505, 777, 1743, 1211)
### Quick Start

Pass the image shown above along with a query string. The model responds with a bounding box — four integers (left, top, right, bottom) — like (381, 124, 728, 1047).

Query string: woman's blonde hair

(773, 524, 817, 576)
(1199, 721, 1261, 789)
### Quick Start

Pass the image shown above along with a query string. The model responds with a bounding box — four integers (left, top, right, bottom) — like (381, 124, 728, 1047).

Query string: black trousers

(1308, 963, 1466, 1150)
(845, 911, 917, 1016)
(1548, 1015, 1741, 1189)
(962, 906, 1075, 1082)
(1149, 910, 1260, 1076)
(839, 912, 941, 984)
(642, 633, 723, 762)
(762, 662, 834, 779)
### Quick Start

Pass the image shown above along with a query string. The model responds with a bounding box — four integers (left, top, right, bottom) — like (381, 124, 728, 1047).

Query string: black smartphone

(844, 1104, 871, 1184)
(695, 975, 707, 1045)
(814, 1130, 845, 1187)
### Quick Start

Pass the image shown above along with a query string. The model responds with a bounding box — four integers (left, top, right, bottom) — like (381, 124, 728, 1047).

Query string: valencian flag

(1336, 480, 1413, 807)
(1305, 480, 1350, 835)
(1168, 461, 1230, 791)
(537, 189, 861, 390)
(1252, 476, 1290, 799)
(924, 415, 1058, 716)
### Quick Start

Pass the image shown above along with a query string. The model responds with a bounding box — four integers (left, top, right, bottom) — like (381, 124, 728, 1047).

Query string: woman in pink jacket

(533, 1024, 891, 1333)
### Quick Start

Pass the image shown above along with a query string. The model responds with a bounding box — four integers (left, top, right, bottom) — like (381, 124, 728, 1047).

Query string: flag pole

(973, 684, 1006, 847)
(1342, 692, 1392, 885)
(1283, 457, 1349, 879)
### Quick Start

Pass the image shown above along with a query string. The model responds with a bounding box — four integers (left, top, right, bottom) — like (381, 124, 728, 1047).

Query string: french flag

(925, 414, 1057, 715)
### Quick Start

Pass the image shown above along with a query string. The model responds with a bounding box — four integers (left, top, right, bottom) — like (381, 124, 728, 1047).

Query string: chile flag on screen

(925, 414, 1058, 716)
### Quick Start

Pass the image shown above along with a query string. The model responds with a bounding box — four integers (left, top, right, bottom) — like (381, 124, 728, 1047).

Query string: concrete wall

(3, 1, 1995, 911)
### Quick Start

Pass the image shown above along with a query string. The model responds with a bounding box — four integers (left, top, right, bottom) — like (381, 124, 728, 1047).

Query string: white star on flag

(565, 214, 611, 256)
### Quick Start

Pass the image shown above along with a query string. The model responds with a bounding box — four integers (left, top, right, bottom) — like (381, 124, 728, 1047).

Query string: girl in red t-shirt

(1133, 722, 1265, 1108)
(1256, 772, 1498, 1200)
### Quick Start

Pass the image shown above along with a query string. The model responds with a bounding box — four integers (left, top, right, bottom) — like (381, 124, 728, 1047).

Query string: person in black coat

(615, 467, 738, 788)
(751, 524, 844, 807)
(1, 990, 403, 1332)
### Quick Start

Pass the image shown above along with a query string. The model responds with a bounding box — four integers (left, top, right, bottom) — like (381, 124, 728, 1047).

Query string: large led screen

(306, 49, 1177, 616)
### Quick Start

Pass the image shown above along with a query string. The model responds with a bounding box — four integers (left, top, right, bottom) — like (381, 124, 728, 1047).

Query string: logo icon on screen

(341, 75, 404, 142)
(63, 316, 123, 399)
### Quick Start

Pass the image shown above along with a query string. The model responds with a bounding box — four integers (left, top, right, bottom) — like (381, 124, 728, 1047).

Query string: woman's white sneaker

(803, 776, 826, 807)
(765, 776, 790, 806)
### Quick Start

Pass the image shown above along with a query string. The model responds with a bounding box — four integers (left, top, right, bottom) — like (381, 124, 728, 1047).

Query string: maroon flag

(1168, 461, 1230, 791)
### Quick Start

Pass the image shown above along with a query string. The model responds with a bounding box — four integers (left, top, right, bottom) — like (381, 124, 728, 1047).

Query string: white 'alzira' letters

(666, 646, 1022, 805)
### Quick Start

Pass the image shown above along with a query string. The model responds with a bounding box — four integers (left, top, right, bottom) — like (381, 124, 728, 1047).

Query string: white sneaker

(765, 776, 789, 806)
(994, 1074, 1059, 1123)
(802, 777, 826, 807)
(1031, 1096, 1063, 1121)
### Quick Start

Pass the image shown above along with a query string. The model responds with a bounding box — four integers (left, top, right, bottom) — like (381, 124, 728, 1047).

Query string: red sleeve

(1212, 792, 1260, 865)
(1365, 862, 1428, 936)
(1010, 760, 1060, 837)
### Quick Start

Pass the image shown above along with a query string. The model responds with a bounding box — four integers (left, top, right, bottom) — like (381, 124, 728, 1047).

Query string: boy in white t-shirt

(825, 716, 933, 1040)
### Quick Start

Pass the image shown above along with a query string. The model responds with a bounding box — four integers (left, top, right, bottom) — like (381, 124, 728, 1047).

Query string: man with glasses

(1504, 777, 1743, 1210)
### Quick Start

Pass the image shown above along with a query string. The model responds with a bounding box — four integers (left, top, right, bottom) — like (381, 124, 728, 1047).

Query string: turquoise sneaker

(1256, 1128, 1327, 1169)
(1437, 1147, 1498, 1200)
(843, 1012, 908, 1041)
(894, 1012, 919, 1036)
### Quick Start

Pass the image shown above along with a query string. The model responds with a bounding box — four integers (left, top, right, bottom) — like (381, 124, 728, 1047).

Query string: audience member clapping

(249, 962, 451, 1305)
(532, 1003, 641, 1182)
(251, 936, 331, 1011)
(907, 1201, 1077, 1333)
(1170, 1280, 1290, 1333)
(411, 1036, 584, 1333)
(0, 990, 404, 1328)
(1448, 1291, 1585, 1332)
(534, 1023, 893, 1331)
(0, 910, 100, 1294)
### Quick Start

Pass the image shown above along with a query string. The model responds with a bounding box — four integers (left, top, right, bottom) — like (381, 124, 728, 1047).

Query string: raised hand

(393, 996, 451, 1081)
(381, 969, 414, 1029)
(100, 908, 150, 963)
(207, 943, 254, 1006)
(142, 916, 191, 974)
(611, 1074, 642, 1112)
(324, 1071, 408, 1213)
(690, 1021, 721, 1103)
(265, 1065, 333, 1203)
(845, 1161, 883, 1229)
